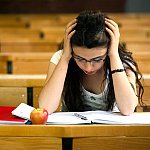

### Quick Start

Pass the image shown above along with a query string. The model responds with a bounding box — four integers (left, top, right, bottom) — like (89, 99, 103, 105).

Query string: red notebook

(0, 106, 27, 124)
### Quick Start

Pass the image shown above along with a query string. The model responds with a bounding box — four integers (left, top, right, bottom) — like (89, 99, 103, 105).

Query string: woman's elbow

(38, 99, 59, 115)
(120, 102, 138, 116)
(120, 100, 138, 116)
(120, 108, 135, 116)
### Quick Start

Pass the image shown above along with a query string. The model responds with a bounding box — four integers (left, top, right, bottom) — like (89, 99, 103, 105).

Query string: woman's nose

(84, 62, 93, 71)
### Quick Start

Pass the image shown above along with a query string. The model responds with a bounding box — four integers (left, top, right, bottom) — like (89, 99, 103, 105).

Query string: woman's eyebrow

(92, 54, 107, 59)
(72, 52, 85, 59)
(73, 52, 107, 60)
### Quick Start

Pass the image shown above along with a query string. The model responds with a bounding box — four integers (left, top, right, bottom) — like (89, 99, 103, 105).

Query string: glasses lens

(73, 53, 107, 64)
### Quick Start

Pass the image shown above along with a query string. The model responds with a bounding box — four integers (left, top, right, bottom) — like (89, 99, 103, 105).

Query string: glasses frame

(72, 52, 107, 64)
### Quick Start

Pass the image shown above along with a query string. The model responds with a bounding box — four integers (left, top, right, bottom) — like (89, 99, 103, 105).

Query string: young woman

(38, 10, 144, 115)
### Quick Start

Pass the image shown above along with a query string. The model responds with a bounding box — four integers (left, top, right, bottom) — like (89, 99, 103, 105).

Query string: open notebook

(12, 103, 150, 125)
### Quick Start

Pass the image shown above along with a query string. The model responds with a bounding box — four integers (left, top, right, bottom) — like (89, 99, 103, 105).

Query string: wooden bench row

(0, 74, 149, 112)
(133, 54, 150, 74)
(125, 42, 150, 53)
(0, 27, 150, 48)
(0, 13, 150, 28)
(0, 52, 53, 74)
(0, 41, 59, 53)
(0, 27, 64, 44)
(0, 13, 150, 20)
(0, 51, 149, 74)
(0, 41, 150, 53)
(120, 28, 150, 42)
(28, 17, 150, 29)
(0, 52, 149, 74)
(0, 74, 45, 108)
(0, 39, 150, 54)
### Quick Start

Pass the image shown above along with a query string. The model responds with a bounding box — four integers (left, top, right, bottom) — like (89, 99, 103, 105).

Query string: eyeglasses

(72, 52, 107, 64)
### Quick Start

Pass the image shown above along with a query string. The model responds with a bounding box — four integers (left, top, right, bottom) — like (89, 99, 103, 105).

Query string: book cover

(0, 105, 27, 124)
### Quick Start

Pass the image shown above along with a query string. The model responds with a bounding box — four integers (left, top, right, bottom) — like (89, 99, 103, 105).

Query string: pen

(74, 113, 87, 120)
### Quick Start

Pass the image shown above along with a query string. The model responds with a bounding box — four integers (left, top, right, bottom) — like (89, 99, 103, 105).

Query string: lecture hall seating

(0, 52, 54, 74)
(0, 13, 149, 111)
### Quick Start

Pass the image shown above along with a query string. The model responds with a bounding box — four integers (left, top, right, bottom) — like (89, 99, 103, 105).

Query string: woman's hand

(105, 18, 120, 57)
(62, 19, 77, 61)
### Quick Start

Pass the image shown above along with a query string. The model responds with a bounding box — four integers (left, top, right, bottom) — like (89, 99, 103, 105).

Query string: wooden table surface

(0, 124, 150, 137)
(0, 74, 46, 87)
(0, 124, 150, 150)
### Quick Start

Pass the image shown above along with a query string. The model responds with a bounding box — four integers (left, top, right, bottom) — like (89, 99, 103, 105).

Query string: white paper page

(47, 112, 91, 124)
(82, 111, 150, 124)
(118, 113, 150, 124)
(11, 103, 35, 120)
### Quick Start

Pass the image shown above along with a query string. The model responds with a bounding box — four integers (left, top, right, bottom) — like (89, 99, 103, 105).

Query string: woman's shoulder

(53, 49, 63, 56)
(50, 49, 63, 65)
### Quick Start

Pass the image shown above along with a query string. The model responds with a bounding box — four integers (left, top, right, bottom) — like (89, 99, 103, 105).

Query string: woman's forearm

(109, 54, 138, 115)
(38, 56, 70, 114)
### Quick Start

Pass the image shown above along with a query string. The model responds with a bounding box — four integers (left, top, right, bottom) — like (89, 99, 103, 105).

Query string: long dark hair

(62, 10, 144, 112)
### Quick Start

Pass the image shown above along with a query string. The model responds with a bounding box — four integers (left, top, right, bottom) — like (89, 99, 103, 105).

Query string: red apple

(30, 108, 48, 124)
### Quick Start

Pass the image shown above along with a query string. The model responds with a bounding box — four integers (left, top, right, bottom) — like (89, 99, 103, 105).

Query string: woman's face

(72, 46, 107, 75)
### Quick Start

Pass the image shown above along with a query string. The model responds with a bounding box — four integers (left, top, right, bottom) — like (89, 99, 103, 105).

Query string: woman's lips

(84, 71, 95, 75)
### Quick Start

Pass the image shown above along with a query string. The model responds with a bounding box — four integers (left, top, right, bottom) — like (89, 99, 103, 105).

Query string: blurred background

(0, 0, 150, 13)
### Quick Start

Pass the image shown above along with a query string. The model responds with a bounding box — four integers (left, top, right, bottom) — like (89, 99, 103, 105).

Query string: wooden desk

(126, 42, 150, 53)
(0, 125, 150, 150)
(0, 74, 46, 107)
(0, 52, 53, 74)
(120, 29, 150, 43)
(0, 74, 149, 111)
(133, 52, 150, 74)
(0, 125, 62, 150)
(140, 74, 150, 112)
(0, 41, 59, 53)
